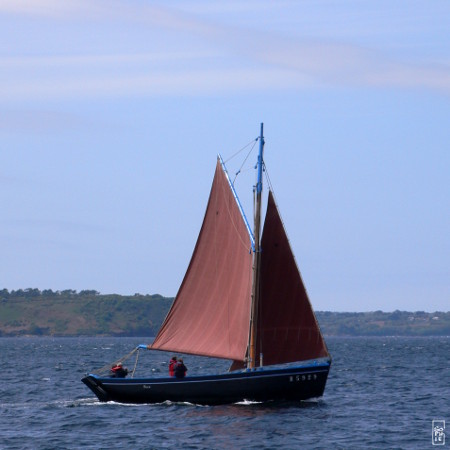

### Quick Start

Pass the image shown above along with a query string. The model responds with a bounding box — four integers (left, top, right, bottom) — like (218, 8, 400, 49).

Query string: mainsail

(151, 160, 253, 361)
(255, 191, 329, 365)
(231, 191, 329, 370)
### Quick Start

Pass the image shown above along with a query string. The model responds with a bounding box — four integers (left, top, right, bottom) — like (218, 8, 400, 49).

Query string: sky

(1, 1, 449, 312)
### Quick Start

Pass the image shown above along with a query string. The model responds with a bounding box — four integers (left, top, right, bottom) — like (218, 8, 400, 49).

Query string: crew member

(175, 358, 188, 378)
(110, 362, 128, 378)
(169, 356, 177, 377)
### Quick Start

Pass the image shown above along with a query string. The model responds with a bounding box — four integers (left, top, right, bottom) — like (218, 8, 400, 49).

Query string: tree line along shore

(0, 289, 449, 337)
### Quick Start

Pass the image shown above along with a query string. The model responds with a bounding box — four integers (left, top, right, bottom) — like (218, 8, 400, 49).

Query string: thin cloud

(250, 36, 450, 93)
(0, 0, 92, 18)
(1, 0, 449, 98)
(0, 67, 302, 101)
(0, 52, 212, 68)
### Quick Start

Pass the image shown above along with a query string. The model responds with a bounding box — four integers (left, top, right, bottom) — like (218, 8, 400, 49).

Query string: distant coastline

(1, 289, 449, 337)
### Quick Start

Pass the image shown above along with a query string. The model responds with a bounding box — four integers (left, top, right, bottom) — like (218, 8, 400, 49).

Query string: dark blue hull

(82, 361, 331, 405)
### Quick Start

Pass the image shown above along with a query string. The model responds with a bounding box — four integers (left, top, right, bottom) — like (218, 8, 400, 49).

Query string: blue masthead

(256, 123, 264, 194)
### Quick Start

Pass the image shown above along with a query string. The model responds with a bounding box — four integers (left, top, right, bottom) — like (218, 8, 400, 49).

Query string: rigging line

(92, 346, 138, 376)
(233, 139, 258, 184)
(224, 137, 259, 164)
(131, 348, 140, 378)
(263, 161, 274, 194)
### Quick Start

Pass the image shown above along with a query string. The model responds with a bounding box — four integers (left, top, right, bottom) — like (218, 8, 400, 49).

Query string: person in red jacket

(168, 356, 177, 377)
(110, 362, 128, 378)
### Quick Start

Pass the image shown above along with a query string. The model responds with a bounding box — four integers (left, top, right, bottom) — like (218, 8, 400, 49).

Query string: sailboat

(82, 124, 331, 405)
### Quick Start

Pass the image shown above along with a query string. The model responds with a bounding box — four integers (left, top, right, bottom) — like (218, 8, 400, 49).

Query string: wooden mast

(248, 123, 264, 369)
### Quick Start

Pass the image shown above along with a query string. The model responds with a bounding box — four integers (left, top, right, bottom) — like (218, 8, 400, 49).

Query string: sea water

(0, 336, 448, 449)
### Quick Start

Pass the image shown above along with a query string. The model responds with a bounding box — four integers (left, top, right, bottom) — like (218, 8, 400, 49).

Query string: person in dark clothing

(110, 362, 128, 378)
(169, 356, 177, 377)
(175, 358, 187, 378)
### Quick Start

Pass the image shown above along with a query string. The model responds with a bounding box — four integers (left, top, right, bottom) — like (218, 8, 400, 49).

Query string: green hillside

(0, 289, 171, 337)
(315, 310, 450, 336)
(0, 289, 449, 337)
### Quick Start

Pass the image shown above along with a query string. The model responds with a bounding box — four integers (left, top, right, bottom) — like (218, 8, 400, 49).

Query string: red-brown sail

(254, 191, 329, 366)
(151, 160, 253, 361)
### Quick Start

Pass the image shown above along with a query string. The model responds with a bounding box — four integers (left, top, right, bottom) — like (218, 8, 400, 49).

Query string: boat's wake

(234, 399, 263, 406)
(57, 397, 100, 408)
(67, 396, 324, 409)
